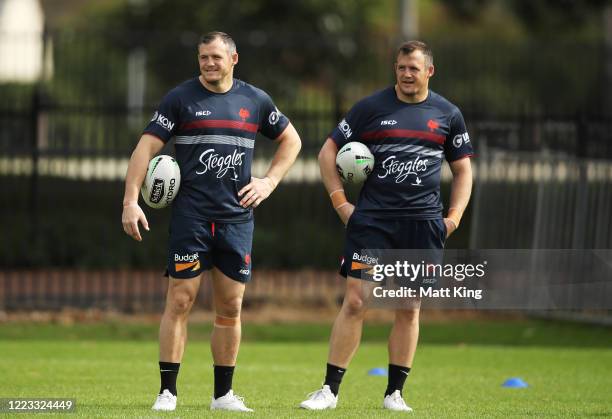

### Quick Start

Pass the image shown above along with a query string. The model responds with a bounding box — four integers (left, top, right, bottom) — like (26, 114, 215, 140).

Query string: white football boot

(299, 385, 338, 410)
(383, 390, 413, 412)
(151, 389, 177, 411)
(210, 390, 254, 412)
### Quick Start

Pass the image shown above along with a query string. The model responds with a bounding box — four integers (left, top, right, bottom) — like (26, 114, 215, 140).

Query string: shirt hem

(171, 210, 253, 224)
(354, 209, 443, 220)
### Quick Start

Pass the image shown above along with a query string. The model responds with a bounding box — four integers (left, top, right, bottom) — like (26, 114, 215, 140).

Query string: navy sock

(159, 361, 180, 396)
(385, 364, 411, 396)
(324, 363, 346, 396)
(214, 365, 235, 399)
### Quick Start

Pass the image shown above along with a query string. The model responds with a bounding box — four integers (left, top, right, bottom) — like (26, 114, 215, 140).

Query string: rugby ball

(141, 155, 181, 209)
(336, 142, 375, 183)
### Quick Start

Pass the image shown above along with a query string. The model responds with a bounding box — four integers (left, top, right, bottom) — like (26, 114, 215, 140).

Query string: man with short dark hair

(121, 31, 301, 412)
(300, 40, 473, 412)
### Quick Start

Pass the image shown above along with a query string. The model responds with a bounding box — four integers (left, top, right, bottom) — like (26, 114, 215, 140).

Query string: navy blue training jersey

(143, 78, 289, 222)
(330, 87, 473, 219)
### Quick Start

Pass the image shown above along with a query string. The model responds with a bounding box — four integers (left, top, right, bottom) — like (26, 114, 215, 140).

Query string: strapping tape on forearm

(214, 314, 240, 328)
(447, 207, 462, 229)
(330, 189, 347, 209)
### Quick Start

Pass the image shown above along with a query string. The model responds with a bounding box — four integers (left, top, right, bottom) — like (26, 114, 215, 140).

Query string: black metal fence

(2, 30, 612, 274)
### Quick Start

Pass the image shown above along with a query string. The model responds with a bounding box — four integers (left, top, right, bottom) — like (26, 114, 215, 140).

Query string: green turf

(1, 320, 611, 417)
(1, 319, 612, 347)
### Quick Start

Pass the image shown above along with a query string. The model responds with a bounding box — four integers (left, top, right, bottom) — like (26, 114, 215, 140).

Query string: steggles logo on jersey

(152, 111, 175, 132)
(338, 119, 353, 139)
(196, 148, 246, 181)
(379, 155, 428, 185)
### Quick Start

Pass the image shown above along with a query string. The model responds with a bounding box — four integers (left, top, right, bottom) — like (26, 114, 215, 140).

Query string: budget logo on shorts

(174, 252, 200, 272)
(351, 252, 379, 274)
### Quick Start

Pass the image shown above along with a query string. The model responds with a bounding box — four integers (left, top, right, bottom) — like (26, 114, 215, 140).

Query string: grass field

(1, 320, 611, 418)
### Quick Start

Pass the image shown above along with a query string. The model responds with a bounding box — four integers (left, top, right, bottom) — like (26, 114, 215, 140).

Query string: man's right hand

(336, 203, 355, 226)
(122, 203, 149, 241)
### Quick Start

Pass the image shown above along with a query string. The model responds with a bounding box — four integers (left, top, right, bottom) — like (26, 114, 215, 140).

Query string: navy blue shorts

(167, 215, 253, 282)
(340, 212, 446, 279)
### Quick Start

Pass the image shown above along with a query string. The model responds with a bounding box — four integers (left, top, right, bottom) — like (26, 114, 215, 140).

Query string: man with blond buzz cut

(121, 31, 301, 412)
(300, 40, 473, 412)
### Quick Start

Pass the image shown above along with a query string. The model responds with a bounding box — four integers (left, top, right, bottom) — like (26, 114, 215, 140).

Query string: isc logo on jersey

(151, 111, 175, 132)
(380, 120, 397, 125)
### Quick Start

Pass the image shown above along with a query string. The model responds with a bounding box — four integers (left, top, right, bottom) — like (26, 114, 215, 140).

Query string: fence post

(29, 83, 41, 258)
(28, 25, 50, 265)
(468, 137, 486, 249)
(333, 82, 343, 126)
(531, 149, 547, 249)
(571, 114, 588, 249)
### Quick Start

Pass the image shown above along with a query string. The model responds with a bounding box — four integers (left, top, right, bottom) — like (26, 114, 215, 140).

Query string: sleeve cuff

(447, 153, 474, 162)
(142, 130, 169, 144)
